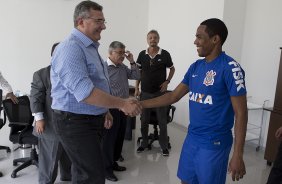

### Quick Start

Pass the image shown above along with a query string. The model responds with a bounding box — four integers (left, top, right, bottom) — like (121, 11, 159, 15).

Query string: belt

(53, 109, 106, 120)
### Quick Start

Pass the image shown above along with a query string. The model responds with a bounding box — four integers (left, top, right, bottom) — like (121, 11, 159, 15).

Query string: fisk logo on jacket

(228, 61, 245, 92)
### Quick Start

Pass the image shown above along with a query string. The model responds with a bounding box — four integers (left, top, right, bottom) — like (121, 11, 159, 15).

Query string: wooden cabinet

(264, 48, 282, 164)
(273, 48, 282, 112)
(264, 111, 282, 163)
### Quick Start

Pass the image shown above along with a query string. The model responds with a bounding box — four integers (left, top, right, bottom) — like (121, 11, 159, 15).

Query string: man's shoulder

(218, 53, 241, 71)
(160, 49, 170, 54)
(160, 49, 172, 60)
(36, 66, 50, 75)
(137, 50, 147, 62)
(219, 52, 236, 63)
(33, 66, 51, 80)
(139, 50, 146, 55)
(59, 38, 83, 51)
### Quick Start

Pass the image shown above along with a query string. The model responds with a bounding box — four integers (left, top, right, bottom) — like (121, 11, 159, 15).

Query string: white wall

(241, 0, 282, 147)
(0, 0, 76, 94)
(242, 0, 282, 106)
(148, 0, 225, 127)
(0, 0, 148, 95)
(223, 0, 247, 62)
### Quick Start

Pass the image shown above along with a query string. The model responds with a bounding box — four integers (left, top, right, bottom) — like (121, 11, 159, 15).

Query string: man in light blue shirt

(50, 1, 141, 184)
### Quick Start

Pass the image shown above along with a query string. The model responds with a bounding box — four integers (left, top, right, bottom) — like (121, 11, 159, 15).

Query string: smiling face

(194, 25, 221, 62)
(77, 9, 106, 42)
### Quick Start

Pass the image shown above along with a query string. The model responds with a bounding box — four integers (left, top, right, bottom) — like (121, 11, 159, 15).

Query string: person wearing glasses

(140, 18, 247, 184)
(30, 43, 72, 184)
(135, 30, 175, 156)
(50, 1, 142, 183)
(103, 41, 140, 182)
(0, 72, 18, 104)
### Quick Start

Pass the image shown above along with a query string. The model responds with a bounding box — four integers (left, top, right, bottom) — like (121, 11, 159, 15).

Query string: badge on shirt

(203, 70, 216, 86)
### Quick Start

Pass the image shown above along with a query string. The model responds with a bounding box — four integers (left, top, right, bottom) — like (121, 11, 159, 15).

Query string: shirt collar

(106, 58, 117, 67)
(71, 28, 100, 48)
(145, 47, 162, 55)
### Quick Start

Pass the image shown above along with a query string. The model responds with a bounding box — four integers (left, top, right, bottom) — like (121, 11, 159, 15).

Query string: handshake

(119, 97, 143, 117)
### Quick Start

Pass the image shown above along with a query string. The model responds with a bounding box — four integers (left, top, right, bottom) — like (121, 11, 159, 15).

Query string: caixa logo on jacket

(188, 91, 213, 105)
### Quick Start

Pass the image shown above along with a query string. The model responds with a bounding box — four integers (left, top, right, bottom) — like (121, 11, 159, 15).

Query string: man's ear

(213, 35, 221, 44)
(77, 18, 84, 28)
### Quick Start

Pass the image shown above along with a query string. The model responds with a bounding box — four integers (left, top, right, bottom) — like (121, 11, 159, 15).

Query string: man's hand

(134, 88, 140, 98)
(160, 80, 169, 92)
(35, 120, 45, 134)
(104, 111, 113, 129)
(125, 51, 134, 63)
(6, 92, 18, 104)
(228, 154, 246, 181)
(275, 126, 282, 140)
(120, 98, 142, 117)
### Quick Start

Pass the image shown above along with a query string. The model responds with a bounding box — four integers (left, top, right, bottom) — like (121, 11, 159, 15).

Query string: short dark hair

(51, 42, 60, 56)
(73, 1, 103, 27)
(200, 18, 228, 46)
(147, 29, 160, 38)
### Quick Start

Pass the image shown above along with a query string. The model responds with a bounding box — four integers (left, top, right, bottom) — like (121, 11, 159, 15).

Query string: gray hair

(73, 1, 103, 27)
(108, 41, 125, 52)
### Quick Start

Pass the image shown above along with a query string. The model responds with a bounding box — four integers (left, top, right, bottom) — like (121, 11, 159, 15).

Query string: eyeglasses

(113, 51, 126, 56)
(87, 17, 107, 25)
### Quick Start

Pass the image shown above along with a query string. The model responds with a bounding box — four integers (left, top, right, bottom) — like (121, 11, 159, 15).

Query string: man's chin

(94, 34, 101, 41)
(197, 52, 204, 57)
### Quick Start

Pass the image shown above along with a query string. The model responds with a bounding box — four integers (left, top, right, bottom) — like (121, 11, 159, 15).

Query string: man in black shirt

(135, 30, 175, 156)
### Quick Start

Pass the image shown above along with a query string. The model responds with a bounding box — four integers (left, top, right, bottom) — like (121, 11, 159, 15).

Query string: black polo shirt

(136, 48, 173, 93)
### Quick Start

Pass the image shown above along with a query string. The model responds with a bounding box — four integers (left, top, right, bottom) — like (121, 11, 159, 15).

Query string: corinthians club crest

(203, 70, 216, 86)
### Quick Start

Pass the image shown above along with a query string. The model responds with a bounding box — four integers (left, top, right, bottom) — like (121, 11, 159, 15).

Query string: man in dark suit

(30, 43, 72, 183)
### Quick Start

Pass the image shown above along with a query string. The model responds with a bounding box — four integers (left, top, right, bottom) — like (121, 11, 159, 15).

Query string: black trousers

(140, 91, 168, 150)
(38, 137, 71, 184)
(267, 142, 282, 184)
(102, 109, 127, 174)
(52, 110, 105, 184)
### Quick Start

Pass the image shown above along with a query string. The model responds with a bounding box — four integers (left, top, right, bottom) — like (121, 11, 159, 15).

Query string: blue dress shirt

(50, 28, 110, 115)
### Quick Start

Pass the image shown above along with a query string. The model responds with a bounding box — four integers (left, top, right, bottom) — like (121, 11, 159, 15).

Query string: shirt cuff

(32, 112, 44, 121)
